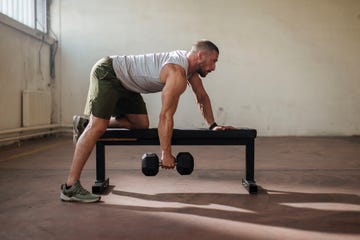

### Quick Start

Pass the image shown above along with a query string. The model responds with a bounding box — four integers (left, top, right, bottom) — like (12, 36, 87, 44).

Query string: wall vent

(22, 90, 51, 127)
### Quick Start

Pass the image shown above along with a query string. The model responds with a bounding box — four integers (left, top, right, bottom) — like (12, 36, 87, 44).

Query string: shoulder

(169, 50, 188, 66)
(169, 50, 187, 58)
(161, 50, 188, 73)
(160, 63, 186, 83)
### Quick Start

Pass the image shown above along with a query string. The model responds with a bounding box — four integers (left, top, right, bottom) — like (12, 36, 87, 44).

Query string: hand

(161, 152, 176, 169)
(212, 125, 236, 131)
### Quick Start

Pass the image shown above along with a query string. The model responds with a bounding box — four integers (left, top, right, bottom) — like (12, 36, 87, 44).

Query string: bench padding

(100, 128, 257, 145)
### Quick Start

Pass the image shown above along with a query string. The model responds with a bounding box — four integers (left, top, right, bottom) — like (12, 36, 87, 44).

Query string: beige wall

(2, 0, 360, 136)
(0, 17, 57, 131)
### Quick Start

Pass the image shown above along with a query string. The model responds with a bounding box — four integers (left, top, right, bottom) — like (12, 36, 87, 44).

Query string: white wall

(53, 0, 360, 136)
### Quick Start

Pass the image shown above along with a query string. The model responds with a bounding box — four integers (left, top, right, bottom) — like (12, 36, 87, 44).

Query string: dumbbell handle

(159, 161, 177, 167)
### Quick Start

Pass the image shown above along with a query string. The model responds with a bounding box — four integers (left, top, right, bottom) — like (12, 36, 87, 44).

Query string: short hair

(191, 40, 219, 54)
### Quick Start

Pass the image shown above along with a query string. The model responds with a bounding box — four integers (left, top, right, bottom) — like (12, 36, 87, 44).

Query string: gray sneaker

(60, 180, 100, 203)
(73, 115, 89, 143)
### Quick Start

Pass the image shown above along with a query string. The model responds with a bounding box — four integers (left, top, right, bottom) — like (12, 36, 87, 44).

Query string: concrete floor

(0, 135, 359, 240)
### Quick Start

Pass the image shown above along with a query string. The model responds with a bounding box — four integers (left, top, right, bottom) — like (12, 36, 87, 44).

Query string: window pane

(0, 0, 47, 32)
(36, 0, 46, 32)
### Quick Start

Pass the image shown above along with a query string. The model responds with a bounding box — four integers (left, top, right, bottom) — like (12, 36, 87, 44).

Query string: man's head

(190, 40, 219, 77)
(191, 40, 219, 54)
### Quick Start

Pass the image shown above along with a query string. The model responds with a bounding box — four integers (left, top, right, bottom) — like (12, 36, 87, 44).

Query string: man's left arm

(188, 74, 235, 130)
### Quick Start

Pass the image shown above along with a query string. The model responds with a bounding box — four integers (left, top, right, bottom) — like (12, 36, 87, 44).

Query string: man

(60, 40, 234, 203)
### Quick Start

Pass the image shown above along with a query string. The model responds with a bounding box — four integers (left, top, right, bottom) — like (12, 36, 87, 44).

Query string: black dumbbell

(141, 152, 194, 176)
(141, 153, 159, 176)
(175, 152, 194, 175)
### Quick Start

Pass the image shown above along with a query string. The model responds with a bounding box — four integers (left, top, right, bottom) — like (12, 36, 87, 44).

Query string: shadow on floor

(106, 187, 360, 234)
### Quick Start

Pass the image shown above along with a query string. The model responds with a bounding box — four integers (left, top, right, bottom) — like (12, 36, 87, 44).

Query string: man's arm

(188, 74, 235, 130)
(158, 64, 187, 168)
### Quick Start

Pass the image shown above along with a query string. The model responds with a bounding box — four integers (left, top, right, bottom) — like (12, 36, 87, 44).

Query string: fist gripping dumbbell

(141, 152, 194, 176)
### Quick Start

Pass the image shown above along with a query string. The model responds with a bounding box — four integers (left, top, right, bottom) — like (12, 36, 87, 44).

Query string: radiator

(22, 90, 51, 127)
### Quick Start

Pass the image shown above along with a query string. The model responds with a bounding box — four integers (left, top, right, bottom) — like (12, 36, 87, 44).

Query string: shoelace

(73, 183, 90, 195)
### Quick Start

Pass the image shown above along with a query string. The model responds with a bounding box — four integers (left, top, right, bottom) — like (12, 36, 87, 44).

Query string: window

(0, 0, 47, 32)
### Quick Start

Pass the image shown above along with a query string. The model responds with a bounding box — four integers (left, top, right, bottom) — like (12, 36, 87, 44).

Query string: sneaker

(73, 115, 89, 143)
(60, 180, 100, 203)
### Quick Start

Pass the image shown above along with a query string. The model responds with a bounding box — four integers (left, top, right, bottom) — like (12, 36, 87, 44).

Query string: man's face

(197, 50, 219, 77)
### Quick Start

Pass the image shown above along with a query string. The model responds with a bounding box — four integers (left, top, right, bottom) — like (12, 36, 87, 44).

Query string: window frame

(0, 0, 53, 44)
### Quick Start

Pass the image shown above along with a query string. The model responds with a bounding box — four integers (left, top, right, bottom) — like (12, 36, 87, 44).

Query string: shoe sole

(60, 192, 100, 203)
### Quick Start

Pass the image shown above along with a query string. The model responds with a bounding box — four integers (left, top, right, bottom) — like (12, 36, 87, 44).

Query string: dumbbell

(141, 152, 194, 176)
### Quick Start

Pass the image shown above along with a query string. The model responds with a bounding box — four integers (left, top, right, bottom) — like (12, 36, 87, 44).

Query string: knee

(130, 115, 149, 129)
(90, 124, 107, 137)
(137, 121, 149, 129)
(132, 118, 149, 129)
(86, 117, 109, 137)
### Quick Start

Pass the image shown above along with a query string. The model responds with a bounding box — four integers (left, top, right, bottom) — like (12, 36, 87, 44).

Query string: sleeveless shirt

(111, 50, 189, 93)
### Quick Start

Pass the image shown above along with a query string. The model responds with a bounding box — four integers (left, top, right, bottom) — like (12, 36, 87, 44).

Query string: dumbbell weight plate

(176, 152, 194, 175)
(141, 153, 159, 176)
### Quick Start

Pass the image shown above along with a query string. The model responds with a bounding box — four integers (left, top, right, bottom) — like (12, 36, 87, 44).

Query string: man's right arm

(158, 64, 187, 168)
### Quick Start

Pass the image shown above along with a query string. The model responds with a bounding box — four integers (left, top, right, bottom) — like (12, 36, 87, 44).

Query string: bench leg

(92, 142, 109, 194)
(242, 139, 258, 194)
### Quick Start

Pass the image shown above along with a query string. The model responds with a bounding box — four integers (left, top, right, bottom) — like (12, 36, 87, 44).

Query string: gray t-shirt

(111, 50, 189, 93)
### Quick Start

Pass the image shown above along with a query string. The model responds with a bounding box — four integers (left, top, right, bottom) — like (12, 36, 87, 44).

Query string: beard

(197, 65, 208, 78)
(198, 70, 207, 78)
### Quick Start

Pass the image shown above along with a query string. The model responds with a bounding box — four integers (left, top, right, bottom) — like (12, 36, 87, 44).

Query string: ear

(197, 50, 204, 61)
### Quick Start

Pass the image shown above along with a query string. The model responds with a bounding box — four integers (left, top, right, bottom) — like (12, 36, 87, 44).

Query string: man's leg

(61, 57, 122, 203)
(60, 114, 108, 203)
(67, 114, 109, 186)
(68, 114, 148, 184)
(109, 114, 149, 129)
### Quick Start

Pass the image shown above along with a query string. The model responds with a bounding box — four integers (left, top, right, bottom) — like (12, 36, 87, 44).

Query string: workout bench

(92, 128, 258, 194)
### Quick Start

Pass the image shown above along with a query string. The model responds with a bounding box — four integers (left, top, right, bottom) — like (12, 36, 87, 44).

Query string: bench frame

(92, 128, 258, 194)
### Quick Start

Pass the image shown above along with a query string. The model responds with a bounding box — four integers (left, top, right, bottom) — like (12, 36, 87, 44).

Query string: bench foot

(242, 178, 258, 194)
(92, 178, 109, 194)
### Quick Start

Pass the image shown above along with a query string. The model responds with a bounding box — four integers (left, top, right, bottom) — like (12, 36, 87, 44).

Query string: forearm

(189, 74, 234, 131)
(158, 113, 174, 157)
(198, 94, 216, 127)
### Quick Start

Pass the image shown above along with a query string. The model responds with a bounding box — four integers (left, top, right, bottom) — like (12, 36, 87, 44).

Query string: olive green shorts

(84, 57, 147, 119)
